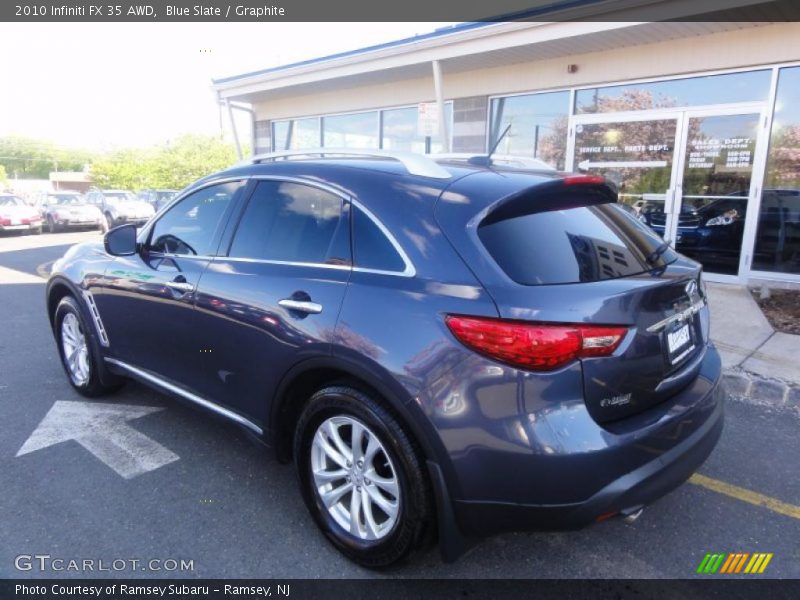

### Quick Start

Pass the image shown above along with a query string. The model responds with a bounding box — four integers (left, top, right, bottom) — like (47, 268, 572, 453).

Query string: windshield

(104, 192, 136, 204)
(156, 191, 176, 201)
(51, 195, 83, 206)
(0, 196, 24, 207)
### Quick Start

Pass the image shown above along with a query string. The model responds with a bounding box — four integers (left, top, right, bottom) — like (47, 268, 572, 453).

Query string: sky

(0, 23, 452, 152)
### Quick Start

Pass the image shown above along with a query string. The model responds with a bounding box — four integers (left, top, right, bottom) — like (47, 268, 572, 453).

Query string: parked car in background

(0, 193, 43, 234)
(85, 189, 155, 230)
(46, 150, 723, 568)
(137, 189, 178, 212)
(42, 191, 104, 233)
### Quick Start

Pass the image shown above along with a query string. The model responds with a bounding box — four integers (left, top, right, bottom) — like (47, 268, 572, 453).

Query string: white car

(42, 192, 104, 233)
(0, 194, 43, 235)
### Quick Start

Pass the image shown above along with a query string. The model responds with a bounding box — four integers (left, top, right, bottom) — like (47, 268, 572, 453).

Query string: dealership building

(213, 3, 800, 287)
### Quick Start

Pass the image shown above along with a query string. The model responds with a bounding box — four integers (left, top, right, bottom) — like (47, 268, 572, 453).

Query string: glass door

(568, 113, 683, 242)
(672, 107, 765, 279)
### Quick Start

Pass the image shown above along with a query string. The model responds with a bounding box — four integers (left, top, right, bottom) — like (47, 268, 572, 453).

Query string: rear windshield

(478, 202, 677, 285)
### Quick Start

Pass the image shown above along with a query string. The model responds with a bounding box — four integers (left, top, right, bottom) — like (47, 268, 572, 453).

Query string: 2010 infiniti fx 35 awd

(46, 150, 724, 568)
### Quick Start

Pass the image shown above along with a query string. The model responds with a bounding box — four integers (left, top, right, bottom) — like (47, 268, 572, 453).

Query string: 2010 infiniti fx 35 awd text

(46, 150, 724, 568)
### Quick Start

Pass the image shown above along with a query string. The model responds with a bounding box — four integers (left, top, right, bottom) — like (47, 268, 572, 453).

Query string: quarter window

(229, 180, 348, 265)
(352, 206, 406, 273)
(148, 181, 241, 256)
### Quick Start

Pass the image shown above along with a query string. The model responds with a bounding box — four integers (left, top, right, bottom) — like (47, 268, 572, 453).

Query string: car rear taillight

(445, 315, 628, 371)
(562, 174, 607, 186)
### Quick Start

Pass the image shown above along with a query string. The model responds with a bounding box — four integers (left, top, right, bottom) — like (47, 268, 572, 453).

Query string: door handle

(278, 299, 323, 314)
(165, 280, 194, 292)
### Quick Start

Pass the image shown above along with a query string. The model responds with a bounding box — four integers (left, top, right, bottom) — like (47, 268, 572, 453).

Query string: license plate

(667, 323, 693, 364)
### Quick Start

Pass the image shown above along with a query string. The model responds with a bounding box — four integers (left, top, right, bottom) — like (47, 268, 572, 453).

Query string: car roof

(208, 156, 562, 192)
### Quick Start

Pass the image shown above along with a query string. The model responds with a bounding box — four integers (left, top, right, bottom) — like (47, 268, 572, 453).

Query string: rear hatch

(436, 170, 710, 423)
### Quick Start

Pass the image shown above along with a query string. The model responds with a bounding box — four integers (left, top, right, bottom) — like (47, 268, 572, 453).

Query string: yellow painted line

(689, 473, 800, 520)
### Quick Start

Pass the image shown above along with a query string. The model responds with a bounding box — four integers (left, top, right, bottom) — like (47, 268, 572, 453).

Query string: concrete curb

(722, 368, 800, 414)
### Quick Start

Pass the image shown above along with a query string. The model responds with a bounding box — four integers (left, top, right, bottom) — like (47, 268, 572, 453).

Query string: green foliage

(90, 134, 240, 190)
(0, 136, 92, 179)
(0, 134, 241, 191)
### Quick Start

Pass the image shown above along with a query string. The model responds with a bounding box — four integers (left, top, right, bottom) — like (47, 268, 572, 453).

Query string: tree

(0, 136, 92, 179)
(765, 124, 800, 189)
(90, 134, 240, 190)
(0, 164, 7, 185)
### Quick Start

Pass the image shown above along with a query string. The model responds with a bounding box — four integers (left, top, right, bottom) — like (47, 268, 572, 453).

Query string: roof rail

(245, 148, 452, 179)
(432, 153, 557, 171)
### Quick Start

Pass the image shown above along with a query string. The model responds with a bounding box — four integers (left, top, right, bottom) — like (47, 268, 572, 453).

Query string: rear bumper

(453, 389, 723, 536)
(445, 345, 725, 538)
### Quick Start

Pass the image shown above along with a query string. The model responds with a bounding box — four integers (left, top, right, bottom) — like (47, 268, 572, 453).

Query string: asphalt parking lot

(0, 231, 798, 579)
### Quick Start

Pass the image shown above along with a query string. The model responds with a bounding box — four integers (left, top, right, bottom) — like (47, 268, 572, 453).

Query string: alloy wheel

(310, 415, 400, 541)
(61, 312, 90, 386)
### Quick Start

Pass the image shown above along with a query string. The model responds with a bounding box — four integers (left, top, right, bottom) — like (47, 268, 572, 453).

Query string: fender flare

(268, 353, 471, 561)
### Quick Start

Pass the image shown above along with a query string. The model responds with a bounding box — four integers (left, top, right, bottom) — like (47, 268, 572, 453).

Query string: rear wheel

(294, 385, 433, 568)
(54, 296, 124, 397)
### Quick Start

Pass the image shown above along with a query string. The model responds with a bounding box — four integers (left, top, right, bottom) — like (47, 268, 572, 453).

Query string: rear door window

(478, 202, 676, 285)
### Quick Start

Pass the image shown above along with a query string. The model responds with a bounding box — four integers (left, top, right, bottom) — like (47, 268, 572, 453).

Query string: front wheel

(54, 296, 124, 397)
(294, 386, 433, 568)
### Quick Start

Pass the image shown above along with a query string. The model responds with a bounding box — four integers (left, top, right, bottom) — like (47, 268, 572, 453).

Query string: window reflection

(576, 70, 771, 114)
(322, 111, 379, 148)
(272, 117, 320, 150)
(382, 105, 452, 154)
(753, 66, 800, 274)
(489, 91, 570, 169)
(669, 114, 759, 276)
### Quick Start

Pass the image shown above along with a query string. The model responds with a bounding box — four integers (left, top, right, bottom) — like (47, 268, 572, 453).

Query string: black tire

(294, 385, 433, 568)
(53, 295, 124, 397)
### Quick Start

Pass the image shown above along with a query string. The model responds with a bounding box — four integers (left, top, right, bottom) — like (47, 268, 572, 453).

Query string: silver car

(85, 189, 155, 230)
(42, 192, 104, 233)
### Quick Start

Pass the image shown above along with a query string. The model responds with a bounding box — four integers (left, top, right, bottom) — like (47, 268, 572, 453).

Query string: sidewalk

(706, 282, 800, 410)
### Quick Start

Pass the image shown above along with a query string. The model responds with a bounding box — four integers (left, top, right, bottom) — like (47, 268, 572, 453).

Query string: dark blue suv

(46, 150, 724, 568)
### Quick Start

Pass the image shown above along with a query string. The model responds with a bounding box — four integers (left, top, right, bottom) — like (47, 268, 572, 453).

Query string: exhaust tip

(621, 506, 644, 524)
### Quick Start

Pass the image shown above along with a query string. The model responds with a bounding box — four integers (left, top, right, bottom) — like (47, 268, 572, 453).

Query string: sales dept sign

(417, 103, 440, 137)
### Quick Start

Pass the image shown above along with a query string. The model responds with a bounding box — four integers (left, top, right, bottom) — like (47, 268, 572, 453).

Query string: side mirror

(104, 224, 138, 256)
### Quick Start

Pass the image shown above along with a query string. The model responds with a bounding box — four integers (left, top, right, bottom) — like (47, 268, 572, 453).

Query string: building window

(381, 104, 452, 153)
(272, 117, 320, 150)
(322, 111, 379, 148)
(752, 66, 800, 275)
(575, 70, 772, 114)
(489, 91, 570, 169)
